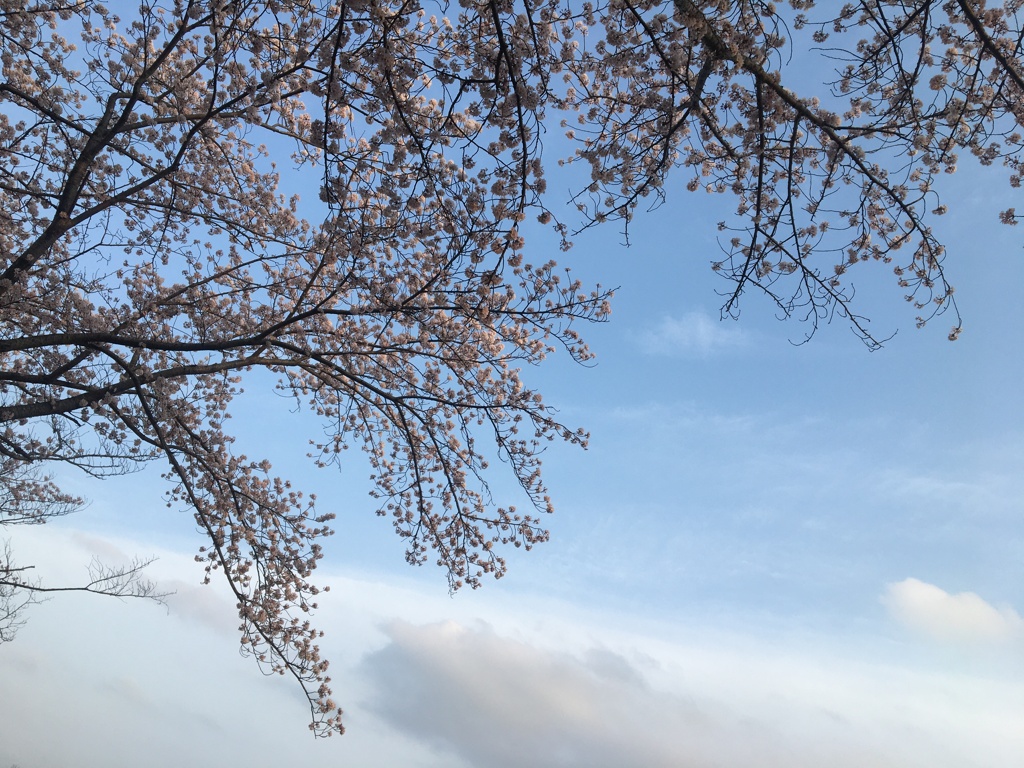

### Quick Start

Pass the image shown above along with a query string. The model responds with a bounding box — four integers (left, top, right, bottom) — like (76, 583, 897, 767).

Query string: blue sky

(3, 70, 1024, 768)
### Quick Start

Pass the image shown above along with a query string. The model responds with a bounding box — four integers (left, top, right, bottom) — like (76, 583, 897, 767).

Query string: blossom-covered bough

(2, 0, 1021, 735)
(569, 0, 1021, 345)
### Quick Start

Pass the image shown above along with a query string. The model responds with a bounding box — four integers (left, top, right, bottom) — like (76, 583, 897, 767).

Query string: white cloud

(638, 311, 746, 356)
(359, 619, 1021, 768)
(882, 578, 1024, 645)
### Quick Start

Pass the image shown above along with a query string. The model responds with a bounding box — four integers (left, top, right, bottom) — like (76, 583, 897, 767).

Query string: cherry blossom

(3, 0, 1021, 736)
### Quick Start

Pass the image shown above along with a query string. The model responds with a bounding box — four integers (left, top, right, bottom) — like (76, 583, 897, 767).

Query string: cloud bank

(4, 527, 1023, 768)
(359, 619, 1015, 768)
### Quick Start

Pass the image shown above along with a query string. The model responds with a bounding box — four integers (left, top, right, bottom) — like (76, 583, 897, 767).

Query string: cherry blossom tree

(0, 0, 610, 736)
(2, 0, 1022, 736)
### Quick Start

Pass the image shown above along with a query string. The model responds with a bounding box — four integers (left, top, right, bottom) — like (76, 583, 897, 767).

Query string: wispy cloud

(882, 578, 1024, 645)
(638, 311, 746, 356)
